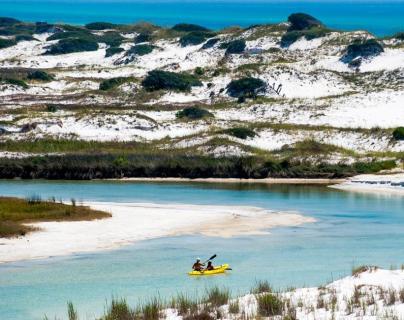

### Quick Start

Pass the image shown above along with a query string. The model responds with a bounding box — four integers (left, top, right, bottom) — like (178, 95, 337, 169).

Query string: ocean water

(1, 0, 404, 36)
(0, 180, 403, 319)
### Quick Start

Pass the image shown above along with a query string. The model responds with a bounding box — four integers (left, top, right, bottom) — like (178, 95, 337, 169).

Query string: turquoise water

(1, 0, 404, 36)
(0, 181, 403, 319)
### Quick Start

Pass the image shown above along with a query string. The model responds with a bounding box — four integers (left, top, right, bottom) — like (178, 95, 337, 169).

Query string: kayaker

(192, 258, 205, 271)
(205, 261, 214, 271)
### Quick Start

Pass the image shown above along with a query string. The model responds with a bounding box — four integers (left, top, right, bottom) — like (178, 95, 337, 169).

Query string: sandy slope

(0, 202, 314, 263)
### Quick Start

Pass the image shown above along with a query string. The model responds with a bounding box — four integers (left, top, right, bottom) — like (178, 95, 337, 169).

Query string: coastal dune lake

(0, 181, 404, 319)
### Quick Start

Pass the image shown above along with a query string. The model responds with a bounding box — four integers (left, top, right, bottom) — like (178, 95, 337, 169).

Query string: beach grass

(0, 196, 110, 238)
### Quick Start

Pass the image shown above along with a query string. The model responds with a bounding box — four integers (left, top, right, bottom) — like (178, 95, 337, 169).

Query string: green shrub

(280, 31, 302, 47)
(281, 26, 330, 47)
(0, 17, 20, 26)
(257, 293, 283, 317)
(15, 34, 36, 42)
(135, 33, 153, 43)
(287, 13, 323, 31)
(393, 32, 404, 40)
(46, 104, 58, 112)
(85, 22, 117, 30)
(0, 38, 16, 49)
(127, 44, 154, 56)
(226, 77, 266, 98)
(221, 39, 246, 54)
(47, 30, 94, 41)
(1, 78, 28, 89)
(45, 38, 99, 55)
(393, 127, 404, 140)
(172, 23, 210, 32)
(342, 39, 384, 63)
(98, 31, 124, 47)
(179, 31, 215, 47)
(202, 37, 219, 49)
(27, 70, 54, 81)
(176, 106, 213, 120)
(142, 70, 202, 92)
(194, 67, 204, 75)
(99, 77, 129, 91)
(223, 127, 256, 139)
(105, 46, 124, 57)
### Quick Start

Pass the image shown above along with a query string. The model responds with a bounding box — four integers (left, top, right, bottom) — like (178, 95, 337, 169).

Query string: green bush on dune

(127, 44, 154, 56)
(171, 23, 211, 33)
(223, 127, 256, 140)
(45, 38, 99, 55)
(135, 33, 153, 43)
(226, 77, 266, 98)
(142, 70, 202, 92)
(27, 70, 54, 81)
(280, 13, 330, 47)
(0, 38, 15, 49)
(221, 39, 246, 54)
(105, 46, 124, 57)
(176, 106, 214, 120)
(179, 31, 216, 47)
(392, 127, 404, 140)
(99, 77, 131, 91)
(85, 22, 118, 30)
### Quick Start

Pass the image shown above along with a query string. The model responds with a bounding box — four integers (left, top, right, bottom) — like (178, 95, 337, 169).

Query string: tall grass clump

(252, 280, 272, 294)
(171, 293, 199, 316)
(102, 298, 135, 320)
(67, 302, 78, 320)
(139, 297, 162, 320)
(257, 293, 283, 317)
(203, 287, 230, 307)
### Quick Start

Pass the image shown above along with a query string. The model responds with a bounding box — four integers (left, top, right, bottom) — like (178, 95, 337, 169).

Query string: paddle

(203, 254, 217, 264)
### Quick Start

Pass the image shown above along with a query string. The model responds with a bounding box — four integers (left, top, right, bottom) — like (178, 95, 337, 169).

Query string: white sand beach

(331, 173, 404, 195)
(0, 202, 314, 263)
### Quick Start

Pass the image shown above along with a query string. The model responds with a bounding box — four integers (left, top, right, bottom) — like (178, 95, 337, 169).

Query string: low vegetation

(257, 293, 283, 317)
(223, 127, 256, 139)
(202, 38, 220, 49)
(341, 39, 384, 63)
(226, 77, 266, 98)
(135, 33, 153, 43)
(176, 106, 213, 120)
(1, 77, 29, 88)
(280, 13, 330, 47)
(105, 46, 124, 57)
(85, 22, 118, 30)
(99, 77, 133, 91)
(27, 70, 54, 81)
(287, 13, 323, 31)
(127, 44, 154, 56)
(0, 196, 110, 237)
(221, 39, 246, 54)
(45, 38, 99, 55)
(171, 23, 211, 33)
(393, 127, 404, 140)
(179, 31, 215, 47)
(142, 70, 202, 92)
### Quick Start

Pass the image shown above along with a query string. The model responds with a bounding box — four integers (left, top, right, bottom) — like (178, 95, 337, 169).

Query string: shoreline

(0, 201, 314, 264)
(329, 173, 404, 196)
(106, 177, 346, 185)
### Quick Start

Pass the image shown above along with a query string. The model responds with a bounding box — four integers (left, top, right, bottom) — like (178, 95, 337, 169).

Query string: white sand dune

(0, 202, 314, 263)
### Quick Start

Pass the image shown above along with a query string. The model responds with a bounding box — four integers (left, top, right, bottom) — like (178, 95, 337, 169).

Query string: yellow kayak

(188, 264, 230, 276)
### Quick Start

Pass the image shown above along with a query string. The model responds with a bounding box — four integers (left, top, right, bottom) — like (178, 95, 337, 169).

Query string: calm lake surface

(0, 180, 403, 320)
(1, 0, 404, 36)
